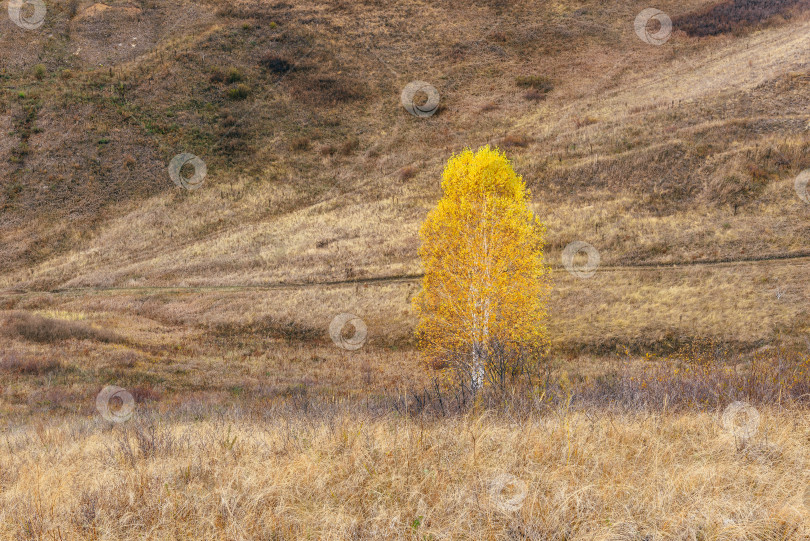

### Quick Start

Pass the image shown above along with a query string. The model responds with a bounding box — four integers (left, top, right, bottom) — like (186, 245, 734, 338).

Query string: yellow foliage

(413, 146, 551, 386)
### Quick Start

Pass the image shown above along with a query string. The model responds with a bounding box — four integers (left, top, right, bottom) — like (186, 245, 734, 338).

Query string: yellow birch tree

(413, 146, 551, 391)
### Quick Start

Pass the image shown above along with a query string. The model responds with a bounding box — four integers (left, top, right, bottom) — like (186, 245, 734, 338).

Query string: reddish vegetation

(0, 353, 62, 375)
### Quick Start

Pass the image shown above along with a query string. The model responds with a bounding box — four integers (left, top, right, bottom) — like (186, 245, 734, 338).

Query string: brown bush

(290, 136, 310, 151)
(130, 385, 162, 404)
(3, 312, 122, 344)
(399, 166, 418, 181)
(515, 75, 554, 93)
(0, 353, 62, 375)
(209, 69, 226, 84)
(501, 134, 533, 148)
(298, 76, 364, 105)
(338, 138, 359, 156)
(260, 54, 293, 74)
(211, 316, 320, 342)
(574, 116, 600, 129)
(706, 173, 767, 209)
(523, 89, 547, 101)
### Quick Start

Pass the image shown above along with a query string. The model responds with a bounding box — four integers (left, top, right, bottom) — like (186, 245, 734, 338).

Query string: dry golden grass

(3, 240, 808, 356)
(1, 407, 809, 539)
(1, 281, 810, 539)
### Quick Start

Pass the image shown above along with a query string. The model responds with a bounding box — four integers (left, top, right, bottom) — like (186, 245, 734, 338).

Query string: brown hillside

(1, 0, 809, 352)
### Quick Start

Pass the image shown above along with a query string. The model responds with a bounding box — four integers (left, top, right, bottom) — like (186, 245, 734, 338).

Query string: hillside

(1, 0, 810, 353)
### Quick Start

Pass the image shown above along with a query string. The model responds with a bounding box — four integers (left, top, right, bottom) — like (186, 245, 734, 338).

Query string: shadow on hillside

(674, 0, 810, 36)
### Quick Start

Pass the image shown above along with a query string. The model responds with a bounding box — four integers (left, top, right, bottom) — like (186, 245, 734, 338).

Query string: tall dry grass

(1, 405, 809, 540)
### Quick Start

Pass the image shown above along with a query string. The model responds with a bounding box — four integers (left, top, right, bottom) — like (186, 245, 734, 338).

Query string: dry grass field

(3, 408, 810, 540)
(2, 0, 810, 538)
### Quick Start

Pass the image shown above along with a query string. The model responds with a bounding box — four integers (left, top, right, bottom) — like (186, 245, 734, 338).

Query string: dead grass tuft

(290, 136, 310, 151)
(501, 133, 533, 148)
(523, 89, 548, 101)
(399, 165, 418, 181)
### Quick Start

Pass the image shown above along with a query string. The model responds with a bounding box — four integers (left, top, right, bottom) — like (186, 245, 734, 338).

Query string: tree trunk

(471, 343, 484, 392)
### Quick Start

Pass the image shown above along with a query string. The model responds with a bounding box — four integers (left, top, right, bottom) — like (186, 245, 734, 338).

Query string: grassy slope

(0, 0, 809, 352)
